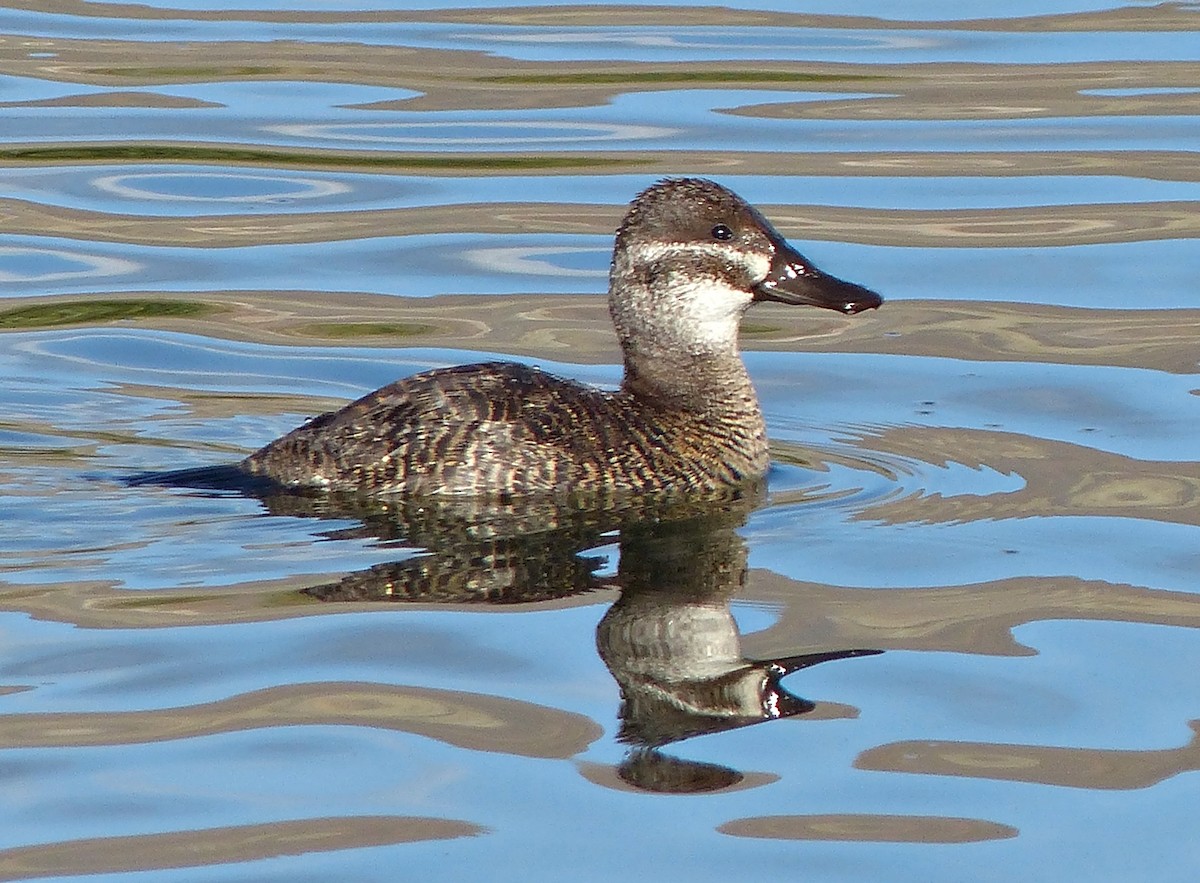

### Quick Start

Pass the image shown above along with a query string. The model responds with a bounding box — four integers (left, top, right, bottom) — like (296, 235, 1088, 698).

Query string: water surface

(0, 2, 1198, 881)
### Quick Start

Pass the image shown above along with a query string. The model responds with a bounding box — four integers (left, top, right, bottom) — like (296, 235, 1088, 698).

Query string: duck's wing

(241, 361, 617, 494)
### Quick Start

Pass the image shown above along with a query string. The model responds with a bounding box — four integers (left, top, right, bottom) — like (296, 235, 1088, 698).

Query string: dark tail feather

(124, 463, 271, 492)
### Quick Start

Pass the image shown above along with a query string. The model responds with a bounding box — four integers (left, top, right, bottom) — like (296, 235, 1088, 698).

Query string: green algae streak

(0, 145, 634, 171)
(0, 300, 216, 329)
(298, 322, 436, 339)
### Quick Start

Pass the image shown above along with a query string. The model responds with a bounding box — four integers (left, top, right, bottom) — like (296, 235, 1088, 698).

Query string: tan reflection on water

(728, 65, 1200, 122)
(5, 147, 1194, 183)
(4, 197, 1199, 248)
(0, 680, 600, 757)
(2, 0, 1196, 33)
(2, 293, 1196, 378)
(718, 813, 1017, 843)
(0, 815, 483, 882)
(5, 567, 1198, 662)
(3, 1, 1195, 30)
(856, 721, 1200, 790)
(0, 91, 221, 109)
(0, 22, 1196, 121)
(0, 572, 616, 629)
(742, 573, 1200, 659)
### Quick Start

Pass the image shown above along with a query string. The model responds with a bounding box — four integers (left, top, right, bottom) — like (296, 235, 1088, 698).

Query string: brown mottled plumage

(241, 178, 881, 497)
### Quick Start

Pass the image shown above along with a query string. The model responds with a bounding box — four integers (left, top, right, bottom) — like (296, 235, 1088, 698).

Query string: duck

(240, 178, 882, 498)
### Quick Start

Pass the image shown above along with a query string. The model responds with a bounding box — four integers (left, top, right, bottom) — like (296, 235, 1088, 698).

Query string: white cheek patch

(677, 277, 754, 317)
(741, 249, 772, 283)
(672, 278, 755, 350)
(631, 240, 770, 283)
(623, 240, 772, 352)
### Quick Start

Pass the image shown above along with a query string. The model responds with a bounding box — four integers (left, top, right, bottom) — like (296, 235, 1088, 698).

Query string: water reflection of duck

(285, 486, 763, 605)
(595, 511, 879, 793)
(237, 178, 880, 497)
(599, 515, 879, 751)
(270, 490, 879, 793)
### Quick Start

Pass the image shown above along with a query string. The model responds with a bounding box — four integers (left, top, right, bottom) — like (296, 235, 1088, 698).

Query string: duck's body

(241, 178, 881, 498)
(242, 358, 767, 497)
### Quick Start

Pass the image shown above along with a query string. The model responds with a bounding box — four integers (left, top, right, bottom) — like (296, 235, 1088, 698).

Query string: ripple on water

(0, 234, 614, 299)
(48, 86, 1200, 155)
(1, 164, 448, 215)
(90, 170, 353, 204)
(0, 245, 141, 285)
(754, 351, 1200, 463)
(263, 119, 679, 147)
(13, 169, 1200, 217)
(766, 436, 1027, 517)
(2, 7, 1196, 63)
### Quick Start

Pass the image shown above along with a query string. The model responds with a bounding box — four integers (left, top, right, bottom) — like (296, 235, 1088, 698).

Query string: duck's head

(609, 178, 882, 358)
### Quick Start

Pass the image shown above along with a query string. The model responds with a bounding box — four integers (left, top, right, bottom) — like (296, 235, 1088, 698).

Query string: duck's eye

(711, 224, 733, 241)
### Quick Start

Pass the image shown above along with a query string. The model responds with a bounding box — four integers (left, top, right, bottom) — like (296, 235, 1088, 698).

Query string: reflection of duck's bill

(763, 648, 883, 720)
(763, 684, 816, 720)
(767, 647, 884, 678)
(615, 648, 882, 747)
(753, 240, 883, 315)
(615, 665, 808, 748)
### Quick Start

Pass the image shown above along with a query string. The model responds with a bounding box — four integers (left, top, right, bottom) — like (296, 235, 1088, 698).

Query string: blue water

(0, 2, 1198, 882)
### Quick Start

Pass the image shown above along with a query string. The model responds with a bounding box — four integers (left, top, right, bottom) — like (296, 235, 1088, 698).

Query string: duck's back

(241, 361, 754, 497)
(241, 361, 768, 497)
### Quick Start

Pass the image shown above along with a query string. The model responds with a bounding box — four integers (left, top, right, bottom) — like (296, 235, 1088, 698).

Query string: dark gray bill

(752, 241, 883, 315)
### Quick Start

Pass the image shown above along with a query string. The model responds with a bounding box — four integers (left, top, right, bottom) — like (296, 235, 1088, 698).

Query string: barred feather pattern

(241, 360, 770, 497)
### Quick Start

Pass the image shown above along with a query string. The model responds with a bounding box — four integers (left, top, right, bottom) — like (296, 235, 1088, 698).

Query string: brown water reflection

(718, 813, 1017, 843)
(856, 720, 1200, 790)
(2, 293, 1196, 378)
(5, 197, 1200, 248)
(4, 1, 1194, 29)
(3, 18, 1197, 123)
(2, 0, 1196, 31)
(743, 573, 1200, 658)
(0, 816, 483, 882)
(235, 486, 881, 792)
(11, 482, 881, 794)
(0, 680, 599, 757)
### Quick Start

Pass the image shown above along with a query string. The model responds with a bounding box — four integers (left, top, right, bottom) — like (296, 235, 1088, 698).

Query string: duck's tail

(124, 463, 269, 492)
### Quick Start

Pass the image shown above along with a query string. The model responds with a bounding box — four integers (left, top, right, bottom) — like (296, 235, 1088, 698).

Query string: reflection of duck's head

(598, 512, 880, 748)
(598, 585, 877, 747)
(233, 178, 880, 498)
(596, 624, 806, 748)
